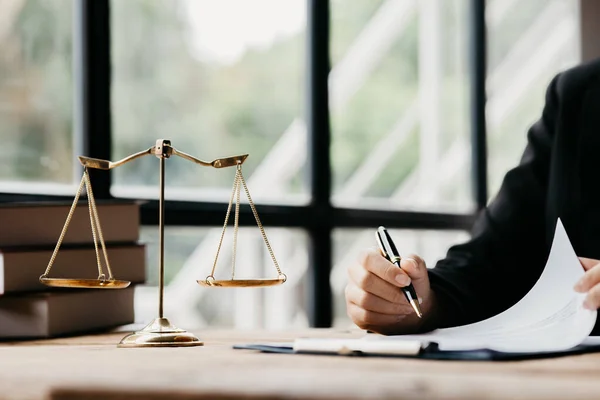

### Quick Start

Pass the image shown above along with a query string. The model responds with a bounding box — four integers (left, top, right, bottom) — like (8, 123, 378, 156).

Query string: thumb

(579, 257, 600, 271)
(399, 254, 427, 280)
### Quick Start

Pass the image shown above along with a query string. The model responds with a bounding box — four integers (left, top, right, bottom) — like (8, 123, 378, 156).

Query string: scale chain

(210, 164, 282, 280)
(42, 169, 114, 281)
(42, 173, 87, 277)
(210, 169, 240, 278)
(231, 167, 242, 279)
(84, 169, 114, 280)
(238, 167, 282, 276)
(84, 169, 105, 279)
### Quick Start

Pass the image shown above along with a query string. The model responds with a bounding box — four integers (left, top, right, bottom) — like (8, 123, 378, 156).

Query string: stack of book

(0, 201, 145, 339)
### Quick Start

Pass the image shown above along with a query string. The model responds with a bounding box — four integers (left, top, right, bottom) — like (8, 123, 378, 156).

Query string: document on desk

(234, 219, 599, 358)
(367, 218, 598, 353)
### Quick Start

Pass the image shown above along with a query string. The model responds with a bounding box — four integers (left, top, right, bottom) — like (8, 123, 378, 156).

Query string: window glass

(486, 0, 580, 198)
(330, 0, 472, 213)
(111, 0, 307, 205)
(0, 0, 74, 193)
(137, 226, 309, 329)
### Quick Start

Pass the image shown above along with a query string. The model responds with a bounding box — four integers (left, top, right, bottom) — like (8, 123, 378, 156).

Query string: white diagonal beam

(487, 17, 575, 127)
(391, 138, 469, 205)
(329, 0, 417, 110)
(485, 0, 521, 27)
(334, 103, 418, 203)
(487, 0, 571, 97)
(0, 0, 24, 42)
(418, 0, 442, 189)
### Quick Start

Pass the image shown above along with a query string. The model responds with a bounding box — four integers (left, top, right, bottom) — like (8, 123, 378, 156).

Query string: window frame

(0, 0, 485, 327)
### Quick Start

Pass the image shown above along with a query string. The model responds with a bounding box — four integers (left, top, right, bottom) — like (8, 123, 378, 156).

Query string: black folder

(233, 340, 600, 361)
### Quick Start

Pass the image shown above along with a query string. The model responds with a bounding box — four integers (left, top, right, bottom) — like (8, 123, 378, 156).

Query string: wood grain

(0, 328, 599, 400)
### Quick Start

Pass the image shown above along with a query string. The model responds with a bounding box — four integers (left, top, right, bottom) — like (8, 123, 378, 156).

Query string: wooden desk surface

(2, 327, 600, 400)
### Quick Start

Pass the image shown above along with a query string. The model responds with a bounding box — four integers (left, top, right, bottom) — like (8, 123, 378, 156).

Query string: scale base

(117, 317, 204, 348)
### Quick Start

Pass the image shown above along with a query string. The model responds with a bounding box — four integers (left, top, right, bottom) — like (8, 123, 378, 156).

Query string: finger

(346, 302, 401, 331)
(579, 257, 600, 271)
(345, 284, 409, 315)
(347, 265, 406, 304)
(583, 284, 600, 310)
(575, 263, 600, 292)
(399, 254, 427, 280)
(358, 249, 412, 287)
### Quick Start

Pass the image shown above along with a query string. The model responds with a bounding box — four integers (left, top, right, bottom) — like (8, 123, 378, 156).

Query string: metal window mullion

(141, 201, 475, 230)
(306, 0, 333, 328)
(77, 0, 112, 199)
(470, 0, 488, 210)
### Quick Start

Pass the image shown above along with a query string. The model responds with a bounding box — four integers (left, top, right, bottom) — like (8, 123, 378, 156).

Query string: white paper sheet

(366, 219, 598, 353)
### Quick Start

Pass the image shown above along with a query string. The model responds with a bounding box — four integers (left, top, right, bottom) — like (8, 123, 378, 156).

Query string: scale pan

(40, 278, 131, 289)
(197, 277, 286, 288)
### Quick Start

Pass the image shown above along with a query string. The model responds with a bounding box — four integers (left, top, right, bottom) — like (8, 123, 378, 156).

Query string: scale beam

(78, 141, 248, 170)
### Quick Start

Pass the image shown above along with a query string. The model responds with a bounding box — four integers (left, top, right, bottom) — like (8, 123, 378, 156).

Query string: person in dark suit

(345, 59, 600, 335)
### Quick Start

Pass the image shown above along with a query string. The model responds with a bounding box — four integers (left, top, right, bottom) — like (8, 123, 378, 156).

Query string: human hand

(574, 257, 600, 309)
(345, 249, 437, 335)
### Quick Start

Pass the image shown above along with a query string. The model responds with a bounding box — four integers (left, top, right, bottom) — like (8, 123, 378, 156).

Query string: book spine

(1, 245, 146, 295)
(0, 203, 140, 247)
(0, 288, 135, 339)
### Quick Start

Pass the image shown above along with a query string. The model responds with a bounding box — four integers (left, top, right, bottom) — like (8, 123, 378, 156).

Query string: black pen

(375, 226, 423, 318)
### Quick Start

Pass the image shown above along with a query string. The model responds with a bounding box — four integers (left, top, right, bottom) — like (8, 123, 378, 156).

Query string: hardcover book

(0, 287, 135, 339)
(0, 244, 146, 295)
(0, 201, 139, 247)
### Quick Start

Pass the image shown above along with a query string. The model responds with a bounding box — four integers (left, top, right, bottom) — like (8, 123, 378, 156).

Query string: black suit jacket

(428, 58, 600, 333)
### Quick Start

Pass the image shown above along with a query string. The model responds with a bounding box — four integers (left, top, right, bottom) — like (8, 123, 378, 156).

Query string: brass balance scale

(38, 139, 286, 347)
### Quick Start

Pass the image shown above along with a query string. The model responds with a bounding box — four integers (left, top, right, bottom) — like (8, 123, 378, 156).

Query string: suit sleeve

(426, 73, 561, 328)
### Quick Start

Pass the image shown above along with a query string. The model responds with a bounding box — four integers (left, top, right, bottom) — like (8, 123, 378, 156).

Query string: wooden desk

(2, 328, 600, 400)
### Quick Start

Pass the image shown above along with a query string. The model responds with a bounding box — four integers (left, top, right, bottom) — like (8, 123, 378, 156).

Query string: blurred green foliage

(0, 0, 73, 183)
(110, 0, 305, 192)
(0, 0, 574, 207)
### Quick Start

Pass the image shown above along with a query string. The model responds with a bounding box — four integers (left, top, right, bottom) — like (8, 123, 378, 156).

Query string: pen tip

(410, 299, 423, 319)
